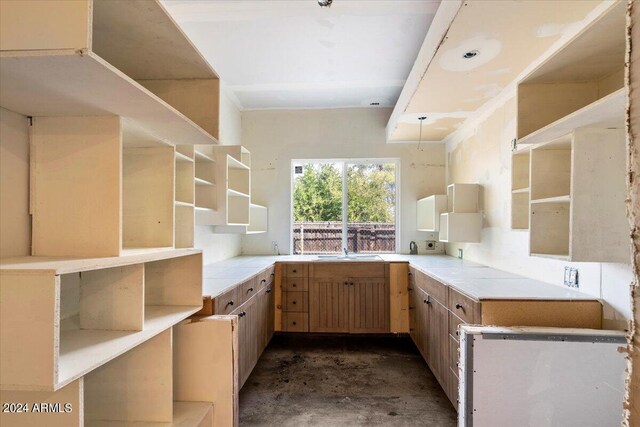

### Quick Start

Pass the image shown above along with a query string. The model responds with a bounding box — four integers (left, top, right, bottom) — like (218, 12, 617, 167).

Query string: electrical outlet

(426, 240, 436, 250)
(458, 249, 463, 259)
(568, 268, 579, 288)
(564, 266, 579, 288)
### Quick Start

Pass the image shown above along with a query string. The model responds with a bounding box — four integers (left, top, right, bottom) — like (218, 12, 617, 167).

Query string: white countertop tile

(200, 254, 597, 302)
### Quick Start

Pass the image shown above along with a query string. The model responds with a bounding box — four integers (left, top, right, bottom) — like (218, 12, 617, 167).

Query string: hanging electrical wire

(417, 116, 427, 151)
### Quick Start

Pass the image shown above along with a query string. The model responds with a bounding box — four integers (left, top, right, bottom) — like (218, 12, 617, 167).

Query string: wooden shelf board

(194, 177, 214, 186)
(194, 206, 214, 212)
(194, 151, 215, 163)
(56, 305, 201, 391)
(86, 401, 213, 427)
(0, 51, 218, 146)
(512, 187, 530, 194)
(530, 253, 570, 260)
(227, 156, 250, 170)
(0, 248, 201, 275)
(227, 189, 250, 198)
(175, 152, 194, 163)
(518, 88, 624, 146)
(175, 201, 194, 207)
(530, 195, 571, 204)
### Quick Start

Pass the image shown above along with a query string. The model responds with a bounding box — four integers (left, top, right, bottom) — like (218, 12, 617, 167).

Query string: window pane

(346, 162, 396, 253)
(292, 162, 343, 254)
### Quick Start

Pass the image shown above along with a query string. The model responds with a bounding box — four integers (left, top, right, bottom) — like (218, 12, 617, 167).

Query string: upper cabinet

(0, 0, 220, 146)
(515, 1, 625, 146)
(512, 2, 629, 263)
(195, 146, 268, 234)
(439, 184, 482, 243)
(417, 185, 482, 243)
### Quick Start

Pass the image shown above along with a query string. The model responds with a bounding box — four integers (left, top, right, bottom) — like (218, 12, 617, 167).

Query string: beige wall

(0, 107, 31, 258)
(240, 107, 447, 256)
(195, 83, 242, 264)
(445, 95, 632, 330)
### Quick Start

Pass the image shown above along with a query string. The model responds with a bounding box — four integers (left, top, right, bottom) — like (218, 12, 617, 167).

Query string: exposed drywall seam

(625, 0, 639, 424)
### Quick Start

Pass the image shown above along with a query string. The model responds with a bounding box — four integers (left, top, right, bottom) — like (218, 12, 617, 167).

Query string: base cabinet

(408, 267, 602, 411)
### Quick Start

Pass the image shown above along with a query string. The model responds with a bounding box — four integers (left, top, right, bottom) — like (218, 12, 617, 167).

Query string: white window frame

(290, 158, 401, 255)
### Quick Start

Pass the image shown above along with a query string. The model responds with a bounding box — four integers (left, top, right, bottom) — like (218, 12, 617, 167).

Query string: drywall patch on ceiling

(438, 34, 502, 72)
(387, 0, 603, 143)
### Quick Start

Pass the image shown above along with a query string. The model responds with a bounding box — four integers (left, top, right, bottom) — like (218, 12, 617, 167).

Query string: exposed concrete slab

(239, 334, 456, 426)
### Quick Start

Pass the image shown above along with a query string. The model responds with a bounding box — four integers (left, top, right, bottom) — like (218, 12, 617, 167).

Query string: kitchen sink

(315, 254, 383, 262)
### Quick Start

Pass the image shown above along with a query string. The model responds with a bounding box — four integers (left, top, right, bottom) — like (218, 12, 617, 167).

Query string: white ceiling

(161, 0, 441, 110)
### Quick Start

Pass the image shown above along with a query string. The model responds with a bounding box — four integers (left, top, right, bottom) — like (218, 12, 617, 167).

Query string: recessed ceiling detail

(161, 0, 441, 110)
(387, 0, 604, 143)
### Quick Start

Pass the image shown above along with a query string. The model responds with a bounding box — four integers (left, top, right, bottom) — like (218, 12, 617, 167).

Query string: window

(291, 159, 399, 254)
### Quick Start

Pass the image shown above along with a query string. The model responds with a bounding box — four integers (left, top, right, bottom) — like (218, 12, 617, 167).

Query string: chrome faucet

(343, 247, 349, 257)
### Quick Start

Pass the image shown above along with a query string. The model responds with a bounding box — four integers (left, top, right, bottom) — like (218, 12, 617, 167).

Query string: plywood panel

(31, 116, 121, 257)
(0, 108, 31, 258)
(530, 202, 570, 256)
(530, 146, 571, 200)
(123, 147, 174, 249)
(481, 300, 602, 329)
(389, 263, 409, 333)
(84, 329, 173, 423)
(91, 0, 216, 80)
(175, 205, 195, 249)
(138, 79, 220, 139)
(0, 0, 90, 51)
(309, 279, 350, 333)
(0, 379, 83, 427)
(173, 316, 239, 427)
(79, 264, 144, 331)
(145, 254, 203, 306)
(571, 128, 628, 262)
(518, 82, 598, 139)
(0, 272, 58, 390)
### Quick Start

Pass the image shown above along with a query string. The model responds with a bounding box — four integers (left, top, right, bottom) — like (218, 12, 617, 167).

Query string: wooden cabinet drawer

(311, 263, 385, 278)
(240, 276, 258, 305)
(261, 266, 276, 286)
(449, 311, 465, 339)
(282, 277, 308, 292)
(283, 291, 308, 312)
(416, 270, 447, 305)
(448, 287, 479, 323)
(285, 263, 306, 278)
(283, 312, 309, 332)
(214, 287, 239, 315)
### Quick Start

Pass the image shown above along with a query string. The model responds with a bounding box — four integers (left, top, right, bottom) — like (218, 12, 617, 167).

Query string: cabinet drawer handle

(408, 287, 413, 291)
(247, 287, 254, 293)
(261, 279, 266, 284)
(423, 299, 430, 305)
(292, 321, 297, 325)
(292, 269, 297, 273)
(271, 273, 275, 278)
(292, 301, 297, 305)
(292, 283, 297, 287)
(344, 281, 349, 286)
(409, 306, 415, 310)
(238, 311, 246, 317)
(266, 288, 272, 293)
(455, 303, 463, 310)
(227, 300, 234, 307)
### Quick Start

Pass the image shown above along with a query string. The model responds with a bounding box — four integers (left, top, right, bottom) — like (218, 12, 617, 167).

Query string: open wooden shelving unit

(416, 194, 447, 232)
(511, 1, 628, 262)
(0, 1, 224, 426)
(438, 184, 482, 243)
(195, 145, 269, 234)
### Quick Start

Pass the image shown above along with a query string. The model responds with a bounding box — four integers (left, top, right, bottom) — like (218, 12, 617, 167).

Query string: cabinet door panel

(427, 299, 449, 385)
(309, 279, 349, 333)
(349, 278, 389, 333)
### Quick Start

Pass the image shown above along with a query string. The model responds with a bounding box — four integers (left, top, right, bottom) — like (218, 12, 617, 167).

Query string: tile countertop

(201, 255, 597, 302)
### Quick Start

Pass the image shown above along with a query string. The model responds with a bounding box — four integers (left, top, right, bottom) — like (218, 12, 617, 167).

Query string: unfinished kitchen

(0, 0, 639, 426)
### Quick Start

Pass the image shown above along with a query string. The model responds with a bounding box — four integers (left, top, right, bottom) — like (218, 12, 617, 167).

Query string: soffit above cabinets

(386, 0, 608, 144)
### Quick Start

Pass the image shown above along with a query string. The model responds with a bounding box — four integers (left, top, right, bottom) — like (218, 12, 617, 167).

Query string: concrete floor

(239, 334, 457, 427)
